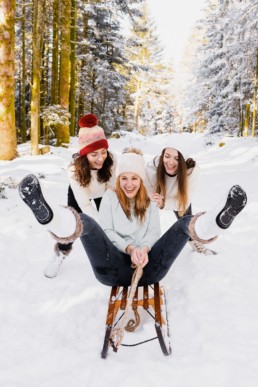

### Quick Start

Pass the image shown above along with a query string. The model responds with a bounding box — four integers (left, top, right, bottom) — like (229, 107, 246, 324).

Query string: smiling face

(119, 172, 141, 199)
(86, 148, 107, 169)
(163, 148, 179, 175)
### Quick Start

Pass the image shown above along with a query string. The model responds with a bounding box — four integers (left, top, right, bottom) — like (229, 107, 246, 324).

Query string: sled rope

(124, 309, 140, 332)
(110, 264, 143, 352)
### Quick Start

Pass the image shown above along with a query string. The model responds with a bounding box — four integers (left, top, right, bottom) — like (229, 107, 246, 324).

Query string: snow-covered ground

(1, 132, 258, 387)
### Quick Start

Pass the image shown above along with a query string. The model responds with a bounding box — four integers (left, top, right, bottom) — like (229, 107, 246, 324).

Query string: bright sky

(147, 0, 206, 65)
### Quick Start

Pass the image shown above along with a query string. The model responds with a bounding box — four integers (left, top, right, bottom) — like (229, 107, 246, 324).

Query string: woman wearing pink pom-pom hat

(45, 113, 117, 278)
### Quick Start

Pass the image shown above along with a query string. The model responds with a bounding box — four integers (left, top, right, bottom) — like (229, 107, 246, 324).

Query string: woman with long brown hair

(67, 114, 116, 220)
(22, 114, 116, 278)
(144, 145, 215, 255)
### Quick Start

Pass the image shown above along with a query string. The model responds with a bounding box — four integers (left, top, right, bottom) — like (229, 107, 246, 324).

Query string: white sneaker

(189, 240, 217, 256)
(44, 254, 64, 278)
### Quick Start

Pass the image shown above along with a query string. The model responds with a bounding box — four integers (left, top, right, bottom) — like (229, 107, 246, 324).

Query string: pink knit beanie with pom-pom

(78, 114, 108, 156)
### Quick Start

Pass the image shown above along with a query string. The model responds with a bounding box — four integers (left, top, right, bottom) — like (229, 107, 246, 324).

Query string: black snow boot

(19, 174, 54, 225)
(216, 185, 247, 229)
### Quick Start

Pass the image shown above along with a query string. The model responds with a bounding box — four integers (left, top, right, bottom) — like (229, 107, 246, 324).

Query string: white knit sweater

(145, 157, 200, 211)
(67, 153, 117, 222)
(99, 189, 161, 253)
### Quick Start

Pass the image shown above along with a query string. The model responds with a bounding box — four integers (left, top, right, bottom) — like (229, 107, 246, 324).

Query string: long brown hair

(116, 177, 150, 223)
(155, 148, 196, 216)
(71, 150, 114, 187)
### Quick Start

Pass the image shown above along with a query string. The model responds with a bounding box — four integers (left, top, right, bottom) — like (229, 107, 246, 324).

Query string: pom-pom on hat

(78, 114, 109, 157)
(116, 151, 146, 182)
(78, 113, 98, 128)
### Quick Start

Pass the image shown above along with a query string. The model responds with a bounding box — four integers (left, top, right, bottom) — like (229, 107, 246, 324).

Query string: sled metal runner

(101, 283, 171, 358)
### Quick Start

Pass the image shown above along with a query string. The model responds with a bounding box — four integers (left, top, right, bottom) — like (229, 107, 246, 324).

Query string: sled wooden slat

(101, 282, 171, 359)
(106, 286, 119, 326)
(153, 283, 171, 356)
(143, 286, 149, 309)
(154, 283, 162, 324)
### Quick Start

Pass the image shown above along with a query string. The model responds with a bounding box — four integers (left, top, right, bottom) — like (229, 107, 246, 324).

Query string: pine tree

(76, 0, 130, 134)
(51, 0, 59, 106)
(58, 0, 71, 146)
(181, 0, 258, 136)
(125, 2, 175, 135)
(30, 0, 45, 155)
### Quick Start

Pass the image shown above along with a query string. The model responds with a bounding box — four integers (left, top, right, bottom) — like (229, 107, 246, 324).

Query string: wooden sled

(101, 282, 171, 358)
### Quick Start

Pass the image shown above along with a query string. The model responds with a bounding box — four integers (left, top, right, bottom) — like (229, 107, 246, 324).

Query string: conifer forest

(0, 0, 258, 160)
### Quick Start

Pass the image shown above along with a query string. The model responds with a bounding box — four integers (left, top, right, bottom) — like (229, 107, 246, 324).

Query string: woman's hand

(130, 246, 149, 268)
(150, 192, 164, 208)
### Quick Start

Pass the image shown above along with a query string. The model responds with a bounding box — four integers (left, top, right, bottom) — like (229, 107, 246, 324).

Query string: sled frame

(101, 282, 171, 358)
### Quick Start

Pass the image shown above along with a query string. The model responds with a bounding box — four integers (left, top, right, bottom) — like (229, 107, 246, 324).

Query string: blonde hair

(117, 148, 150, 222)
(116, 178, 150, 223)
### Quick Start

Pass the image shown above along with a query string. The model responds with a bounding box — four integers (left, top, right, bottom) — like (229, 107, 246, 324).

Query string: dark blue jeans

(174, 204, 192, 220)
(79, 213, 192, 287)
(174, 204, 193, 241)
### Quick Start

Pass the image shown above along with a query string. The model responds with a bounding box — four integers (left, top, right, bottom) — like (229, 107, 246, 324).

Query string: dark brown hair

(71, 150, 114, 187)
(155, 148, 196, 216)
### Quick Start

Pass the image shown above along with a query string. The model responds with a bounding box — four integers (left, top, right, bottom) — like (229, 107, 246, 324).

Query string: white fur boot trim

(189, 212, 218, 244)
(48, 206, 83, 244)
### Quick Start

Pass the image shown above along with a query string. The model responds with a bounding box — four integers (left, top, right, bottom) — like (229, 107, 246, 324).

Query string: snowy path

(0, 133, 258, 387)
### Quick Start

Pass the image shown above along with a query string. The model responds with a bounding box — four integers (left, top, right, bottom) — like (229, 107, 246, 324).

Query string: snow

(1, 132, 258, 387)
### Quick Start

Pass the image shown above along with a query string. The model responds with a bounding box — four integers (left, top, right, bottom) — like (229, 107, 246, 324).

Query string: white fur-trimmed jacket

(67, 153, 117, 222)
(145, 157, 200, 211)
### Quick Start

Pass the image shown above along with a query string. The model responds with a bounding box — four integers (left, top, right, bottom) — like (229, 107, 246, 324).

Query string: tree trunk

(41, 35, 50, 144)
(243, 103, 250, 137)
(51, 0, 59, 105)
(20, 0, 27, 143)
(238, 101, 243, 136)
(77, 11, 89, 123)
(30, 0, 45, 155)
(134, 79, 141, 130)
(69, 0, 76, 136)
(252, 49, 258, 138)
(58, 0, 71, 146)
(0, 0, 17, 160)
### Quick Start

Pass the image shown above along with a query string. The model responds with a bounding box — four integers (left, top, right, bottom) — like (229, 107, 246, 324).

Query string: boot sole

(19, 174, 53, 225)
(216, 185, 247, 229)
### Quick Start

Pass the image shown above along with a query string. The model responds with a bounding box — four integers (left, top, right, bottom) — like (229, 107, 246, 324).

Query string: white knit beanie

(116, 153, 146, 181)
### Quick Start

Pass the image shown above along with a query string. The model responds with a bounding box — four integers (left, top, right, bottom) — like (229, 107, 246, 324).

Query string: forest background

(0, 0, 258, 161)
